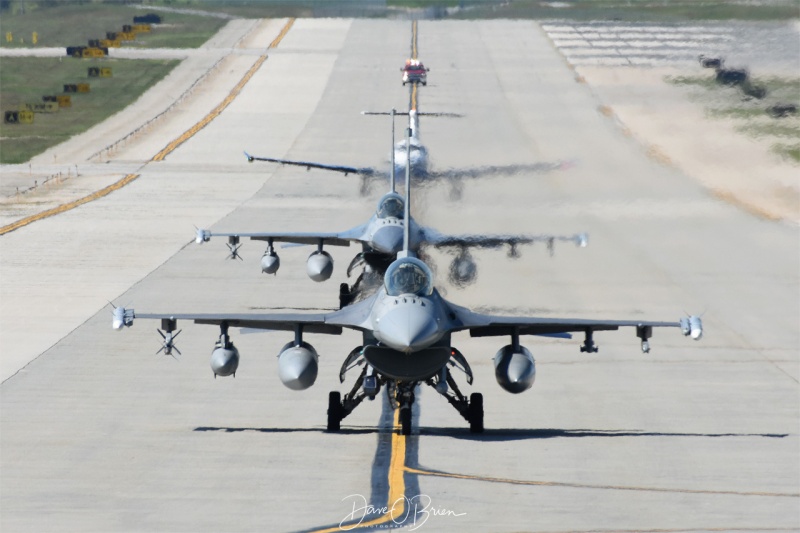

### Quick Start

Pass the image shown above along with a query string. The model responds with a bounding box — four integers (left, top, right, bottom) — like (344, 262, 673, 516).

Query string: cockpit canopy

(376, 192, 405, 219)
(384, 257, 433, 297)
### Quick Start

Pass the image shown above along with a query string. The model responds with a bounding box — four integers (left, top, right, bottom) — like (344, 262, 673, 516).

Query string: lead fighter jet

(113, 129, 703, 435)
(200, 110, 587, 305)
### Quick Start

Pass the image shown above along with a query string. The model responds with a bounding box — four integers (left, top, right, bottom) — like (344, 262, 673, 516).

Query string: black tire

(468, 392, 484, 433)
(338, 283, 351, 309)
(399, 406, 412, 436)
(327, 391, 342, 432)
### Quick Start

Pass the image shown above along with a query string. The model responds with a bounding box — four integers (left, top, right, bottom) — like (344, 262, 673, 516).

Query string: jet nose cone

(378, 301, 440, 353)
(372, 226, 404, 254)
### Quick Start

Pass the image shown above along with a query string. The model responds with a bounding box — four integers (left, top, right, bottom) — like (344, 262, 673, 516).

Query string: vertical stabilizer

(409, 109, 420, 141)
(398, 124, 414, 258)
(390, 108, 396, 193)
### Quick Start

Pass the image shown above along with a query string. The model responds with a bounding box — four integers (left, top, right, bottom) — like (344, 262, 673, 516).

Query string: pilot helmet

(376, 193, 404, 219)
(384, 257, 433, 297)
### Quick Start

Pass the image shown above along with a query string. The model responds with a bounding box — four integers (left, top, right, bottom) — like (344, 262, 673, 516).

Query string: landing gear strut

(426, 366, 484, 433)
(327, 348, 386, 432)
(329, 345, 484, 434)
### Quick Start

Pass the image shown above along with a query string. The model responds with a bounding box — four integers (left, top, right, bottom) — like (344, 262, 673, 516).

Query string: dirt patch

(577, 65, 799, 224)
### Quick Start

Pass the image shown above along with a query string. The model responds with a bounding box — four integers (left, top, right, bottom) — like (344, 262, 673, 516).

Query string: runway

(1, 18, 798, 532)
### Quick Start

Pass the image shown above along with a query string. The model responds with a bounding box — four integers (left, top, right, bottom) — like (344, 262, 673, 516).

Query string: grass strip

(0, 57, 179, 164)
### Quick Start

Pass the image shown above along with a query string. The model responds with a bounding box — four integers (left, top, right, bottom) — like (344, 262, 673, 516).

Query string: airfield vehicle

(402, 59, 427, 85)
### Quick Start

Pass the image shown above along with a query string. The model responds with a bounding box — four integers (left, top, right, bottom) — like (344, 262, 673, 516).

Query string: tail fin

(409, 110, 420, 141)
(399, 123, 414, 258)
(389, 108, 396, 193)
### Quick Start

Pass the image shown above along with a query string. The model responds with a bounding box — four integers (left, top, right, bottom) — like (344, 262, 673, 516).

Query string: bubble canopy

(384, 257, 433, 297)
(376, 192, 405, 219)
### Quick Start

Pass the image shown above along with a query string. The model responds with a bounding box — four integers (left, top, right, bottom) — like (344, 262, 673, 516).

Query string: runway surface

(1, 19, 798, 532)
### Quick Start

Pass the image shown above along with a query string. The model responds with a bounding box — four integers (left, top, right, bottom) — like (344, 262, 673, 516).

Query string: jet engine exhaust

(494, 345, 535, 393)
(278, 341, 319, 390)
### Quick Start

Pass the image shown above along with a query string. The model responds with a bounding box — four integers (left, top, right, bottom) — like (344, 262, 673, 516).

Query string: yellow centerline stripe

(387, 411, 407, 516)
(411, 20, 418, 59)
(404, 466, 800, 498)
(1, 18, 297, 236)
(0, 173, 140, 236)
(309, 411, 407, 533)
(411, 84, 418, 111)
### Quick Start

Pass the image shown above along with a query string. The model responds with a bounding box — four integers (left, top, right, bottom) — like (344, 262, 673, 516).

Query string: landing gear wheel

(338, 283, 351, 309)
(468, 393, 484, 433)
(399, 406, 412, 436)
(327, 391, 342, 432)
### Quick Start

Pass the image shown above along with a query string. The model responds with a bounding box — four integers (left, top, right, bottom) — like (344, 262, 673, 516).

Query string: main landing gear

(425, 354, 484, 433)
(327, 347, 385, 432)
(327, 346, 485, 434)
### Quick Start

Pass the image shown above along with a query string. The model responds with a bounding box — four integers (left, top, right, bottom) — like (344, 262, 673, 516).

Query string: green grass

(387, 0, 462, 7)
(449, 0, 800, 20)
(7, 0, 788, 21)
(667, 71, 800, 161)
(0, 2, 226, 164)
(737, 122, 800, 140)
(0, 4, 227, 49)
(706, 107, 766, 120)
(0, 57, 178, 164)
(665, 74, 718, 89)
(772, 143, 800, 163)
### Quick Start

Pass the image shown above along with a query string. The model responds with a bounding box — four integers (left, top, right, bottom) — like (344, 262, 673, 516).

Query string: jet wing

(196, 223, 370, 248)
(422, 230, 588, 251)
(244, 151, 376, 177)
(462, 315, 681, 337)
(119, 295, 377, 334)
(201, 231, 351, 247)
(446, 303, 702, 341)
(134, 312, 343, 334)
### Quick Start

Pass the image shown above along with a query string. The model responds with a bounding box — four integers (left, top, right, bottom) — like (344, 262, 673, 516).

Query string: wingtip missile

(195, 228, 211, 244)
(112, 306, 134, 329)
(680, 315, 703, 340)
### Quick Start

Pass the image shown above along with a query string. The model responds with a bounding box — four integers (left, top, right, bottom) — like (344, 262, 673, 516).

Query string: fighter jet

(244, 109, 574, 198)
(200, 110, 587, 306)
(113, 130, 703, 435)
